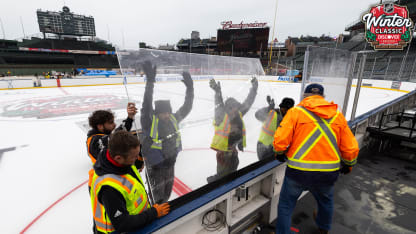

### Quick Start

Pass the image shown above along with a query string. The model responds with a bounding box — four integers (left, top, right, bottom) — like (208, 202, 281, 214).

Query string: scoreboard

(217, 27, 269, 53)
(37, 6, 96, 36)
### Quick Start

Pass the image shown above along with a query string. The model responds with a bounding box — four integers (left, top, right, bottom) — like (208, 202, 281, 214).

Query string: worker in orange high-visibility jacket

(273, 83, 359, 234)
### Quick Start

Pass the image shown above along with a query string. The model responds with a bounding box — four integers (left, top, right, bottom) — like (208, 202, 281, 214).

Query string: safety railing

(348, 89, 416, 146)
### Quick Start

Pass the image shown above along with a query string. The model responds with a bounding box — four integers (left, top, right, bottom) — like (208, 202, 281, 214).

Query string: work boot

(313, 210, 329, 234)
(318, 228, 329, 234)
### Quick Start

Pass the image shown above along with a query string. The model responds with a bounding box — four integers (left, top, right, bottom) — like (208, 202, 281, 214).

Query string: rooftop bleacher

(18, 37, 115, 51)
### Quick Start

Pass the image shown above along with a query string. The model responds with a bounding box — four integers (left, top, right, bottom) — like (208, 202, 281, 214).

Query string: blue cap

(304, 83, 324, 95)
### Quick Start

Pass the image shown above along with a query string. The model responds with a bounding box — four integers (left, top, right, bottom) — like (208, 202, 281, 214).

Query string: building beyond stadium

(0, 6, 117, 76)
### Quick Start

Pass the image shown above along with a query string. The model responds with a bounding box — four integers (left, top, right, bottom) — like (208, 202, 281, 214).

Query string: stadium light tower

(19, 16, 26, 38)
(107, 24, 110, 42)
(0, 17, 6, 39)
(268, 0, 279, 70)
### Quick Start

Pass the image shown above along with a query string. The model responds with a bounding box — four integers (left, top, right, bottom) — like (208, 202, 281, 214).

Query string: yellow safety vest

(150, 114, 181, 150)
(211, 112, 246, 152)
(90, 165, 150, 233)
(258, 110, 280, 147)
(287, 106, 342, 172)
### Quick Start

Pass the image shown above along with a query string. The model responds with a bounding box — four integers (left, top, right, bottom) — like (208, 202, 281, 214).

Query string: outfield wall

(1, 75, 415, 92)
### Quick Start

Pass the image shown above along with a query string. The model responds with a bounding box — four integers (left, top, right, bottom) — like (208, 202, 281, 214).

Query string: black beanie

(224, 98, 241, 111)
(154, 100, 172, 115)
(279, 97, 295, 109)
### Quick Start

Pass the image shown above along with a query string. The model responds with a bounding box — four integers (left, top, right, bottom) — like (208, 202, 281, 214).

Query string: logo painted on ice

(0, 95, 133, 119)
(362, 3, 414, 50)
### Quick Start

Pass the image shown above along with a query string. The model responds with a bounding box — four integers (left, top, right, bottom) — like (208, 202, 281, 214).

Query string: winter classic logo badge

(362, 3, 414, 50)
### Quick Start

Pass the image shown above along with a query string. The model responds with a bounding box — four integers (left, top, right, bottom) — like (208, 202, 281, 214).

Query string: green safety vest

(150, 114, 181, 150)
(90, 165, 150, 233)
(258, 110, 281, 147)
(211, 112, 246, 152)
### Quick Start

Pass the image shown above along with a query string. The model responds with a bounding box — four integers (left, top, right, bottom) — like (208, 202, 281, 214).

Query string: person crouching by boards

(89, 130, 170, 234)
(255, 96, 294, 161)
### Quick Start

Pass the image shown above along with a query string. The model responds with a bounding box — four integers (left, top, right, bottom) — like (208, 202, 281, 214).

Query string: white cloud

(0, 0, 379, 48)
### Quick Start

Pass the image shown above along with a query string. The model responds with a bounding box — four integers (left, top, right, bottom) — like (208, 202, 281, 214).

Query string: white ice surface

(0, 80, 407, 234)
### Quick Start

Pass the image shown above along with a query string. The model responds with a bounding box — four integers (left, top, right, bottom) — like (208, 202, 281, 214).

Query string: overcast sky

(0, 0, 380, 49)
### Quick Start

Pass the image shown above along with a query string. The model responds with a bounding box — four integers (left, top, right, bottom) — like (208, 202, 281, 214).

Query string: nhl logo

(384, 3, 394, 14)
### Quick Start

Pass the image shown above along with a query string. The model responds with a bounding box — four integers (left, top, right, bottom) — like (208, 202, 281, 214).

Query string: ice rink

(0, 79, 408, 234)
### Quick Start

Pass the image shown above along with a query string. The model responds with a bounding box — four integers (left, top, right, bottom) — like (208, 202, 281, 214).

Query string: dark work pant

(276, 176, 334, 233)
(257, 142, 275, 161)
(216, 148, 239, 178)
(147, 166, 175, 203)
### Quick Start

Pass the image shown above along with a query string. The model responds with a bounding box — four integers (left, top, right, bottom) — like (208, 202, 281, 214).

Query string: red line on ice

(21, 176, 193, 232)
(20, 180, 88, 234)
(59, 87, 69, 95)
(173, 177, 192, 196)
(22, 147, 255, 232)
(175, 177, 192, 193)
(172, 184, 181, 196)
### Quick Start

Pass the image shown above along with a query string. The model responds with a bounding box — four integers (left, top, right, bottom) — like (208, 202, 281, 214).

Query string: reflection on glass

(139, 61, 194, 203)
(117, 49, 271, 202)
(207, 78, 258, 183)
(255, 96, 295, 161)
(303, 46, 355, 113)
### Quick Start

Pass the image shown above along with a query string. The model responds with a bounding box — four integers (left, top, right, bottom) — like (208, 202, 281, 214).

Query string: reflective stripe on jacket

(86, 133, 105, 164)
(273, 95, 359, 172)
(211, 112, 246, 151)
(150, 114, 181, 150)
(258, 110, 281, 147)
(90, 165, 150, 234)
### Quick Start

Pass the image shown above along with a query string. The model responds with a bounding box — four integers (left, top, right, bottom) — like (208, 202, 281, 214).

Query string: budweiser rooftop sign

(221, 21, 267, 30)
(362, 3, 414, 50)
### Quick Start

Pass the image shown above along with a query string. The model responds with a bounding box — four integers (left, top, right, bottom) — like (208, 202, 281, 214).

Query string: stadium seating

(19, 38, 114, 51)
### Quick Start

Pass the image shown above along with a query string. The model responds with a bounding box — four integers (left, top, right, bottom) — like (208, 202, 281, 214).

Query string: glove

(142, 61, 156, 83)
(340, 165, 352, 174)
(181, 71, 193, 87)
(275, 152, 286, 162)
(251, 77, 258, 90)
(209, 79, 221, 92)
(153, 203, 170, 217)
(266, 96, 275, 111)
(237, 142, 244, 152)
(134, 156, 144, 172)
(127, 102, 137, 119)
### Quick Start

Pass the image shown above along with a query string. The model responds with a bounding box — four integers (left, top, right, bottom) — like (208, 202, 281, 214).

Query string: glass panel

(301, 46, 355, 113)
(117, 48, 291, 203)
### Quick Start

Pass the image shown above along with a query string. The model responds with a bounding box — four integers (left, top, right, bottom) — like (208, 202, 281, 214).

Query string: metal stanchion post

(351, 54, 367, 121)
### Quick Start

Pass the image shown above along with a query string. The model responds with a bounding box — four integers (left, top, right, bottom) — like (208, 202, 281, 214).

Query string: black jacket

(93, 149, 158, 233)
(214, 85, 257, 147)
(86, 117, 133, 163)
(140, 81, 194, 167)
